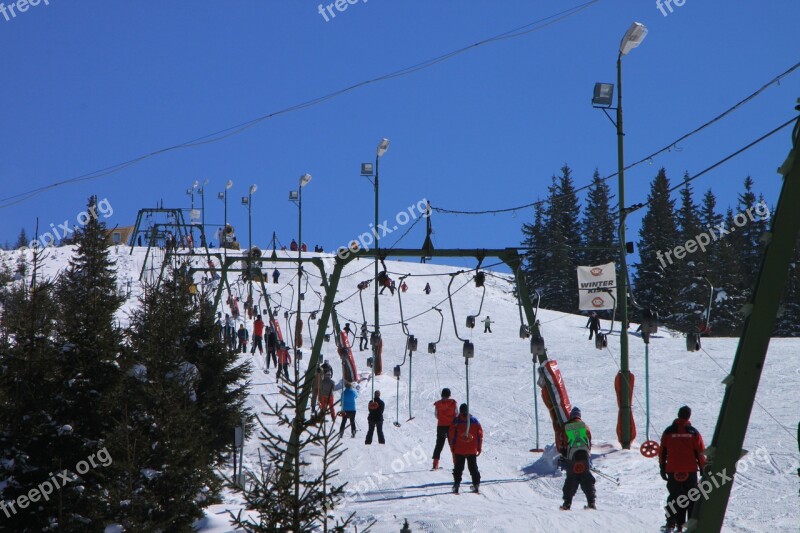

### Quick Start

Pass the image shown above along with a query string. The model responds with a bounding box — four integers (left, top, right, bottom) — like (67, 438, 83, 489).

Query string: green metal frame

(691, 110, 800, 532)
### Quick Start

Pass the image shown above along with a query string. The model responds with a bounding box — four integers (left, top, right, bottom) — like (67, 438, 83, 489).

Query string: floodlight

(361, 162, 374, 176)
(289, 190, 299, 201)
(592, 83, 614, 107)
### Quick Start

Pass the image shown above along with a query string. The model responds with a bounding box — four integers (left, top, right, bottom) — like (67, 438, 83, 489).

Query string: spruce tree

(48, 195, 125, 528)
(711, 209, 746, 336)
(672, 178, 707, 331)
(14, 228, 29, 250)
(0, 245, 65, 532)
(521, 200, 546, 296)
(633, 168, 680, 321)
(581, 169, 616, 267)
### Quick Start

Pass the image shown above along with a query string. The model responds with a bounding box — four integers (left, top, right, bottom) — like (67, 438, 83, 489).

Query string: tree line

(521, 166, 800, 336)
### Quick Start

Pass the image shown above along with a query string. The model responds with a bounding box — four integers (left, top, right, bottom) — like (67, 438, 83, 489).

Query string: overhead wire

(432, 60, 800, 217)
(0, 1, 600, 209)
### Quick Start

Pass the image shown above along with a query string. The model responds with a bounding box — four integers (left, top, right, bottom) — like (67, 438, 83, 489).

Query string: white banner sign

(577, 262, 617, 310)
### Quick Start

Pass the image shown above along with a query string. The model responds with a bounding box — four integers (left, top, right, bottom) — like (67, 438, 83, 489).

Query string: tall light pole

(362, 138, 389, 396)
(242, 184, 257, 319)
(592, 22, 647, 449)
(219, 179, 233, 260)
(198, 179, 209, 247)
(290, 174, 312, 364)
(186, 180, 199, 242)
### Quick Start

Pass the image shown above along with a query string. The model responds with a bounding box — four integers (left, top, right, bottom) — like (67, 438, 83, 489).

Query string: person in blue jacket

(339, 382, 358, 438)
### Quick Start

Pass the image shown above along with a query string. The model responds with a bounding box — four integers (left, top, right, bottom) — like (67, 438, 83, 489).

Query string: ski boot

(559, 502, 571, 511)
(453, 484, 460, 494)
(432, 459, 440, 470)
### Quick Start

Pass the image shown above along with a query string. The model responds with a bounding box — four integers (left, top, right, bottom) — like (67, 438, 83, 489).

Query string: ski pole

(590, 467, 619, 485)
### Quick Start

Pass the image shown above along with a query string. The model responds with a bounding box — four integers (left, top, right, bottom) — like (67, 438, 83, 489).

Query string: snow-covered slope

(4, 246, 798, 532)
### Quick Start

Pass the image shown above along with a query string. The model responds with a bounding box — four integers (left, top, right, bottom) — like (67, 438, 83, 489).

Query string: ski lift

(595, 333, 608, 350)
(519, 324, 530, 339)
(324, 333, 331, 342)
(463, 340, 474, 359)
(310, 311, 317, 320)
(530, 335, 546, 357)
(407, 335, 418, 352)
(475, 271, 485, 288)
(393, 365, 401, 378)
(686, 333, 701, 352)
(367, 357, 373, 368)
(466, 315, 476, 329)
(428, 308, 444, 354)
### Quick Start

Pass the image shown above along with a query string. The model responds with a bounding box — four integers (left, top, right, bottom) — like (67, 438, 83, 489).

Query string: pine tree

(521, 200, 546, 295)
(107, 270, 250, 530)
(581, 169, 616, 267)
(524, 166, 582, 312)
(48, 195, 125, 528)
(229, 367, 368, 532)
(672, 178, 707, 331)
(732, 177, 769, 290)
(0, 244, 71, 531)
(711, 209, 747, 336)
(14, 228, 29, 249)
(775, 232, 800, 336)
(633, 168, 681, 321)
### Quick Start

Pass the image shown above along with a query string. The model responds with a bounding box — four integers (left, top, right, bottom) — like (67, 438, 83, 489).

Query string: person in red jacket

(432, 388, 458, 470)
(659, 405, 706, 532)
(250, 315, 265, 356)
(448, 403, 483, 494)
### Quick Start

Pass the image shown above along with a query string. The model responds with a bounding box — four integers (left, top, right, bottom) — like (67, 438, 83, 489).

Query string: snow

(4, 246, 798, 532)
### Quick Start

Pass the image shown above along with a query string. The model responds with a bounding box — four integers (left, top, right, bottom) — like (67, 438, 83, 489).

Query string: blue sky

(1, 0, 799, 271)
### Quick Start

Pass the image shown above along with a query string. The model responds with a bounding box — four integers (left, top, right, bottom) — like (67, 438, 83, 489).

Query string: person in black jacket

(365, 391, 386, 445)
(266, 325, 278, 371)
(586, 312, 601, 340)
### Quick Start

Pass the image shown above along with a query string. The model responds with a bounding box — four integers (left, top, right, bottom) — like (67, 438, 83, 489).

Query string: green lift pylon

(691, 105, 800, 532)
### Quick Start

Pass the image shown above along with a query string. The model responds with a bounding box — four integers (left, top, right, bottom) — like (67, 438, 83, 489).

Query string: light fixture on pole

(592, 21, 647, 450)
(290, 174, 312, 366)
(198, 179, 209, 247)
(220, 180, 233, 260)
(361, 138, 389, 398)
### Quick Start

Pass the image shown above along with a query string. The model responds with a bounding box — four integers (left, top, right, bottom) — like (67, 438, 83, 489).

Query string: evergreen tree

(523, 166, 582, 312)
(633, 168, 680, 321)
(229, 367, 367, 532)
(581, 169, 616, 267)
(732, 177, 769, 290)
(775, 232, 800, 336)
(46, 196, 126, 528)
(672, 178, 707, 331)
(0, 245, 69, 531)
(107, 270, 250, 530)
(710, 209, 747, 336)
(14, 228, 29, 250)
(521, 200, 546, 295)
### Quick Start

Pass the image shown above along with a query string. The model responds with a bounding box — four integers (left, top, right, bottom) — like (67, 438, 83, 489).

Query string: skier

(424, 282, 431, 295)
(339, 382, 358, 438)
(432, 388, 458, 470)
(265, 325, 278, 372)
(365, 390, 385, 445)
(321, 359, 333, 377)
(359, 322, 369, 351)
(400, 281, 408, 293)
(558, 406, 596, 510)
(244, 294, 254, 319)
(379, 275, 392, 295)
(448, 403, 482, 494)
(290, 240, 298, 251)
(215, 312, 223, 342)
(251, 314, 265, 356)
(586, 312, 601, 341)
(309, 364, 321, 416)
(277, 344, 291, 381)
(343, 322, 355, 345)
(483, 316, 493, 333)
(318, 369, 336, 421)
(230, 296, 240, 320)
(272, 268, 280, 284)
(225, 314, 236, 350)
(301, 243, 307, 252)
(659, 405, 706, 532)
(237, 323, 249, 354)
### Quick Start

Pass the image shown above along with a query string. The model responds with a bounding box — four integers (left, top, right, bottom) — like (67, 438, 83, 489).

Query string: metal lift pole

(692, 108, 800, 532)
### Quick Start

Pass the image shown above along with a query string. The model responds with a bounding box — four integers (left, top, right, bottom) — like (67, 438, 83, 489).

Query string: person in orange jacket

(432, 388, 458, 470)
(448, 403, 483, 494)
(659, 405, 706, 532)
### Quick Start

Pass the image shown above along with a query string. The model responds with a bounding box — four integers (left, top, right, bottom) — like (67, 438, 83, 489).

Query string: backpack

(564, 420, 591, 461)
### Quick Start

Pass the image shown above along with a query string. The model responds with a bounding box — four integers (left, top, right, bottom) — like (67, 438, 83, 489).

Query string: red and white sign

(577, 262, 616, 310)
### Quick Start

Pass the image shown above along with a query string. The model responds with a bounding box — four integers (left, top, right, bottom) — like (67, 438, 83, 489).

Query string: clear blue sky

(2, 0, 799, 271)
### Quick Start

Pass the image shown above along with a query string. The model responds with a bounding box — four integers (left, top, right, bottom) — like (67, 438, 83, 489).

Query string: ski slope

(4, 246, 798, 532)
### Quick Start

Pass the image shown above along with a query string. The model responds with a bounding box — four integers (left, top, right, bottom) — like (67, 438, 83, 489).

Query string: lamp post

(592, 22, 647, 450)
(362, 138, 389, 398)
(242, 184, 258, 255)
(186, 180, 199, 242)
(198, 179, 209, 247)
(218, 179, 234, 260)
(290, 174, 312, 364)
